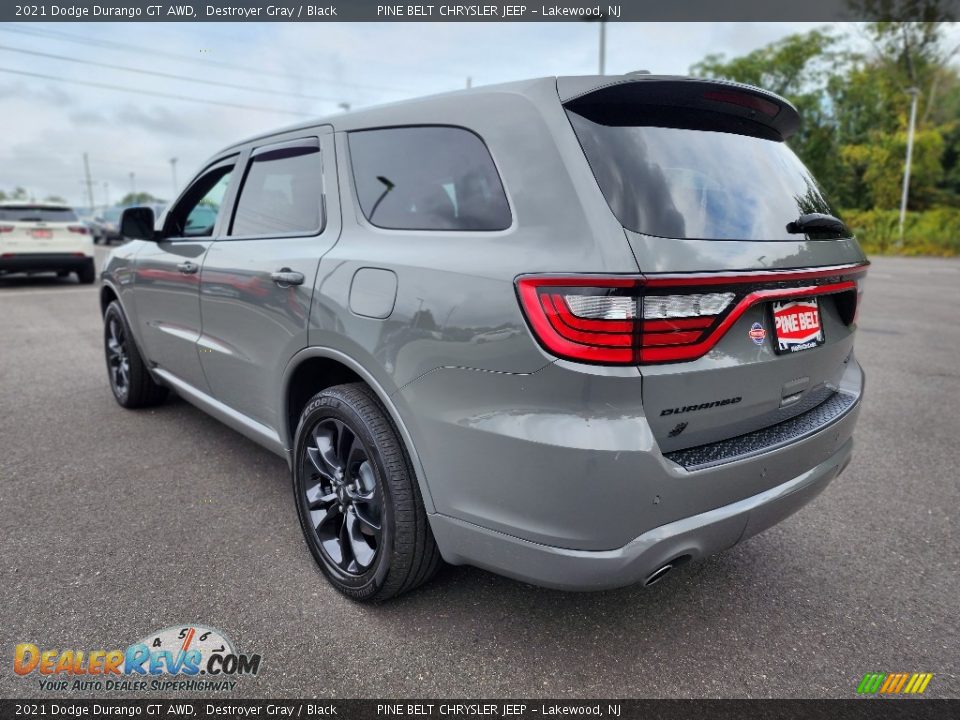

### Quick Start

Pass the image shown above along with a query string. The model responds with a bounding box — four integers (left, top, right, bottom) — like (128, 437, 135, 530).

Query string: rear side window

(567, 109, 843, 241)
(231, 141, 323, 237)
(0, 206, 77, 222)
(348, 126, 511, 231)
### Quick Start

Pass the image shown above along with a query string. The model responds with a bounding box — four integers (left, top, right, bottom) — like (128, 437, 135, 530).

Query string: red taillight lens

(516, 276, 641, 364)
(68, 225, 89, 234)
(516, 264, 868, 366)
(0, 225, 14, 233)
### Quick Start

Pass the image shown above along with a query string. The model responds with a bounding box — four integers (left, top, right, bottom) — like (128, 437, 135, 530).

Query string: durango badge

(748, 322, 766, 345)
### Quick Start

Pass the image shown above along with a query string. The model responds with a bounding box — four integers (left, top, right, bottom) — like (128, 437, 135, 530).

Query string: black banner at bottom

(1, 699, 959, 720)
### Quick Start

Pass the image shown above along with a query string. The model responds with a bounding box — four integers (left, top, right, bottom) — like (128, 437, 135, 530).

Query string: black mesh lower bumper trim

(664, 391, 858, 471)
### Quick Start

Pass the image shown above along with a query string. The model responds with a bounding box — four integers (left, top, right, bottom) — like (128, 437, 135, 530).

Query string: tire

(293, 383, 441, 602)
(103, 301, 168, 408)
(77, 260, 96, 284)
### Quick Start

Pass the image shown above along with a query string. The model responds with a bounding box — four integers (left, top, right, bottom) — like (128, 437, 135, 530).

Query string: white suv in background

(0, 202, 96, 283)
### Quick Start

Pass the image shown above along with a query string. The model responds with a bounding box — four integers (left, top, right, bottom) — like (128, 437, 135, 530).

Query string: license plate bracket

(771, 298, 824, 354)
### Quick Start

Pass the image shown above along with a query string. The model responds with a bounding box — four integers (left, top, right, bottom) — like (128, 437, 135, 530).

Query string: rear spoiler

(558, 75, 801, 141)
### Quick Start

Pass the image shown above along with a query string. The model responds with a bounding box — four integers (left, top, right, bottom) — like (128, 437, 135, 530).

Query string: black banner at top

(3, 0, 959, 22)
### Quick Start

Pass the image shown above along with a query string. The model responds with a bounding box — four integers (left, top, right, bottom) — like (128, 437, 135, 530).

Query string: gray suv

(101, 75, 867, 601)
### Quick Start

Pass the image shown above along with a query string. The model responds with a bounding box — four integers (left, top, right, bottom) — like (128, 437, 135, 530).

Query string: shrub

(840, 208, 960, 256)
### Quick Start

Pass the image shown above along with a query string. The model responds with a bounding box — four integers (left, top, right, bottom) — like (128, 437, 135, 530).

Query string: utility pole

(466, 76, 472, 89)
(129, 172, 136, 198)
(898, 87, 920, 245)
(169, 157, 178, 197)
(81, 153, 96, 213)
(581, 15, 608, 75)
(102, 181, 110, 211)
(598, 20, 606, 75)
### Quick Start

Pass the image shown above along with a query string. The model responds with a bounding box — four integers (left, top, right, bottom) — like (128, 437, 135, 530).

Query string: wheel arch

(99, 280, 121, 315)
(281, 347, 436, 513)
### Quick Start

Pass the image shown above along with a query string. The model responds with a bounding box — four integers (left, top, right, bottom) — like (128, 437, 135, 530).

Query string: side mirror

(120, 207, 157, 241)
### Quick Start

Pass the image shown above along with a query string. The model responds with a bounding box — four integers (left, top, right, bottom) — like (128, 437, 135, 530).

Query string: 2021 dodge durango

(100, 75, 867, 601)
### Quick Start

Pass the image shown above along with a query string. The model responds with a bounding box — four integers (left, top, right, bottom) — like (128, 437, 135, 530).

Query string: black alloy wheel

(301, 418, 383, 575)
(293, 383, 441, 601)
(102, 301, 168, 409)
(105, 313, 130, 402)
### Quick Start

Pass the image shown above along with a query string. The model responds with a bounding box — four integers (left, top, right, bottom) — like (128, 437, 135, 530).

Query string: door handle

(270, 268, 305, 287)
(177, 261, 198, 275)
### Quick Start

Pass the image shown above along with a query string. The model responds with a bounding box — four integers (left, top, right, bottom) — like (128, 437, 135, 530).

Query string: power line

(0, 66, 314, 117)
(1, 24, 427, 94)
(0, 44, 357, 104)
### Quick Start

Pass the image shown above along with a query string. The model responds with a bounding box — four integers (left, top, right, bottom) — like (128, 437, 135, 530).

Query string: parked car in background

(100, 74, 867, 601)
(79, 214, 108, 244)
(0, 201, 96, 282)
(98, 206, 126, 245)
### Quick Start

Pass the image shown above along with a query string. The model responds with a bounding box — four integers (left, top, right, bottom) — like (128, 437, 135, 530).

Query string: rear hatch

(0, 205, 88, 253)
(560, 76, 867, 456)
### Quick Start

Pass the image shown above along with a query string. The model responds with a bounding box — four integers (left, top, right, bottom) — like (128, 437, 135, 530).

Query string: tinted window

(166, 166, 232, 238)
(0, 206, 77, 222)
(349, 126, 510, 231)
(230, 143, 323, 237)
(567, 110, 844, 241)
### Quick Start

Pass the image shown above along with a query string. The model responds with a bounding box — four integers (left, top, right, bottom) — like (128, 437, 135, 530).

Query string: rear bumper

(431, 435, 853, 590)
(0, 253, 94, 273)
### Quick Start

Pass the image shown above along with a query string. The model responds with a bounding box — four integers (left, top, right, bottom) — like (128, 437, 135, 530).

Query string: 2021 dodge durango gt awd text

(100, 75, 867, 601)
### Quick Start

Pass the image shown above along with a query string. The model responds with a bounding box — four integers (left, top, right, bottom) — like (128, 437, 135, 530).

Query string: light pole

(129, 172, 136, 198)
(169, 157, 178, 197)
(598, 19, 606, 75)
(898, 87, 920, 245)
(581, 15, 608, 75)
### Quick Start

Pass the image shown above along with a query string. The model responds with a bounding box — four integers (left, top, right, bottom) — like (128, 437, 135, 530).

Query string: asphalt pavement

(0, 251, 957, 699)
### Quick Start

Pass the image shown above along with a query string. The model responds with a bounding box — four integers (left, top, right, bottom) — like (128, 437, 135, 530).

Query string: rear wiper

(786, 213, 847, 236)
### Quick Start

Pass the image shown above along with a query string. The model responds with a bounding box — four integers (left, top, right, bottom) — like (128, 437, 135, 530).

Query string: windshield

(567, 110, 845, 241)
(0, 206, 78, 222)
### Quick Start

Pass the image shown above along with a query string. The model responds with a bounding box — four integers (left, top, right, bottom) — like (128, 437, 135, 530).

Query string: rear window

(348, 126, 511, 231)
(230, 141, 324, 237)
(567, 109, 843, 241)
(0, 206, 78, 222)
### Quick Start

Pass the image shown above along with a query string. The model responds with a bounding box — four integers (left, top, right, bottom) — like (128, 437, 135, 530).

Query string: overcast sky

(0, 21, 954, 209)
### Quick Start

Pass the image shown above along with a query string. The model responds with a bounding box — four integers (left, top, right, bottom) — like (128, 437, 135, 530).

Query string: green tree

(690, 20, 960, 212)
(119, 191, 160, 206)
(44, 195, 67, 204)
(690, 28, 848, 200)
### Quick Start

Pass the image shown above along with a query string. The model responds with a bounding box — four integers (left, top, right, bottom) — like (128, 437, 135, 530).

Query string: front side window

(348, 126, 511, 231)
(230, 142, 324, 237)
(166, 165, 233, 238)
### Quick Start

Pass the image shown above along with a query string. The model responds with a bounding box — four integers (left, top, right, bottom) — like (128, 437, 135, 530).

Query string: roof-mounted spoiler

(559, 75, 801, 141)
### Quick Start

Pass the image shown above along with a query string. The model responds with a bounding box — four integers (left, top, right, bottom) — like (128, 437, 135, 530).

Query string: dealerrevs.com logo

(14, 625, 261, 693)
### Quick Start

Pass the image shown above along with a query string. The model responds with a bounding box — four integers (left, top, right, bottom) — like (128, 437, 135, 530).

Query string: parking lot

(0, 251, 957, 699)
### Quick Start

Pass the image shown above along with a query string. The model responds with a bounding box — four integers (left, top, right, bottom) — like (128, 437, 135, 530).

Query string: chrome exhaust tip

(643, 563, 674, 587)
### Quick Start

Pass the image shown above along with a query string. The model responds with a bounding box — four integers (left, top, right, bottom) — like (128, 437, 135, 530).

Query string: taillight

(516, 276, 641, 364)
(68, 225, 89, 234)
(0, 225, 14, 233)
(516, 264, 868, 366)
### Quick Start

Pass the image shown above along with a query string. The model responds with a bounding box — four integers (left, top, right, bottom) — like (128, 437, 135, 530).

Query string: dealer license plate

(771, 298, 824, 354)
